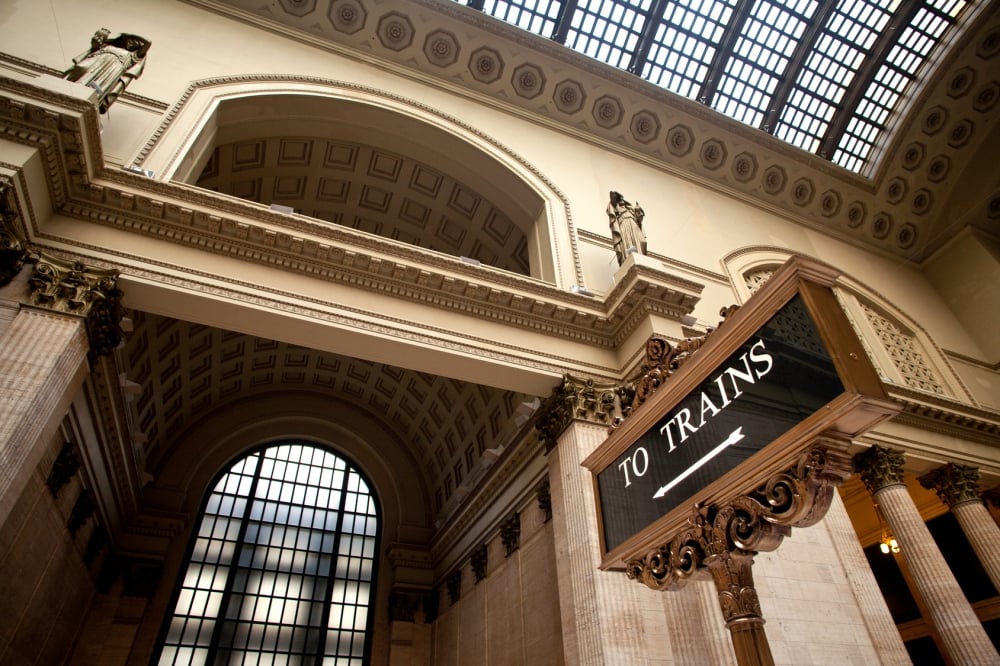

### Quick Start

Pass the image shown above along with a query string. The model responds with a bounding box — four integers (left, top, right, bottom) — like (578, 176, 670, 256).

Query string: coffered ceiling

(195, 137, 531, 274)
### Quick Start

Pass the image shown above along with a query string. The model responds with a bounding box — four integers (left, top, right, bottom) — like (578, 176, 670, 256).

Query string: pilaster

(541, 375, 670, 665)
(854, 446, 999, 664)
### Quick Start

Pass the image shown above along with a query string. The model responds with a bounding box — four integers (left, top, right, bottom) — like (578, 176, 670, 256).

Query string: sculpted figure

(607, 190, 647, 265)
(64, 28, 151, 113)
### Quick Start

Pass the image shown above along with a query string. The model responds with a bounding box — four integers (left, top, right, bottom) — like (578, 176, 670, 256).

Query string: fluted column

(824, 489, 911, 663)
(854, 446, 999, 665)
(920, 464, 1000, 592)
(540, 376, 671, 665)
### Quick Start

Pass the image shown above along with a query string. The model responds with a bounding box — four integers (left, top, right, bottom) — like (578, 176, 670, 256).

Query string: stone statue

(64, 28, 151, 114)
(607, 190, 647, 265)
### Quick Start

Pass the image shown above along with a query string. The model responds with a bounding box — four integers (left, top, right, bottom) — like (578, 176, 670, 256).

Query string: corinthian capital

(853, 445, 906, 494)
(535, 374, 624, 451)
(919, 463, 982, 508)
(28, 254, 125, 359)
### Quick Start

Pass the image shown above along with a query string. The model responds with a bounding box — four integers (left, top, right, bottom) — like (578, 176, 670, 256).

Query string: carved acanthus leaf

(535, 374, 625, 451)
(27, 253, 126, 360)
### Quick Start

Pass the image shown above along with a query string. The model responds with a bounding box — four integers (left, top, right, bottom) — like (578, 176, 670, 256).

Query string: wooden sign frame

(582, 256, 899, 569)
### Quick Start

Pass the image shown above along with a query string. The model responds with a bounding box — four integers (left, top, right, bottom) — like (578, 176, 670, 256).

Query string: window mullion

(205, 453, 265, 664)
(315, 467, 353, 662)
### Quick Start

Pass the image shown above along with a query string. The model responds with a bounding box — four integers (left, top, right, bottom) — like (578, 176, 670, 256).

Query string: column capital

(535, 374, 624, 451)
(853, 445, 906, 494)
(27, 253, 125, 359)
(919, 463, 982, 508)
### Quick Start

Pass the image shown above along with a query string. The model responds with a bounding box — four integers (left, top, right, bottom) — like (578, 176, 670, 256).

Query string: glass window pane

(155, 441, 378, 664)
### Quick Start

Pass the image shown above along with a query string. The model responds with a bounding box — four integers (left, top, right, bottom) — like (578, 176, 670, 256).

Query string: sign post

(582, 257, 899, 665)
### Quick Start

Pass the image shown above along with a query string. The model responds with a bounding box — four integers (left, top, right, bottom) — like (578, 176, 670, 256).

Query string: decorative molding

(853, 445, 906, 494)
(388, 589, 422, 622)
(68, 488, 96, 537)
(919, 463, 983, 508)
(445, 569, 461, 605)
(536, 479, 551, 523)
(470, 543, 488, 583)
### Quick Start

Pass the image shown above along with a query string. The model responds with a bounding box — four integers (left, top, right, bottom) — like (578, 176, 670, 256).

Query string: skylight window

(462, 0, 969, 174)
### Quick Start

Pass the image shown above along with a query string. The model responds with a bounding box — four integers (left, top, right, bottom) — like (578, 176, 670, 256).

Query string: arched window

(155, 441, 379, 665)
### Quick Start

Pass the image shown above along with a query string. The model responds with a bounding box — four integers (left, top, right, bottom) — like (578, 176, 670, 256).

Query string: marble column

(920, 463, 1000, 593)
(0, 254, 124, 529)
(539, 376, 672, 665)
(854, 445, 999, 664)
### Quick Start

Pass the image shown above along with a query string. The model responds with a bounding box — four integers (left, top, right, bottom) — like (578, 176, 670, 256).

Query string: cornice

(887, 384, 1000, 447)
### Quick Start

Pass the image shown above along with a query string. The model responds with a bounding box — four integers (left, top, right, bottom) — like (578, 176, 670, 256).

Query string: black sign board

(596, 294, 843, 552)
(582, 257, 898, 566)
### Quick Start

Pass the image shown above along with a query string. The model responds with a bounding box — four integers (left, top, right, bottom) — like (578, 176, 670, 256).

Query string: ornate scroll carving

(470, 543, 488, 583)
(27, 254, 126, 360)
(920, 463, 982, 507)
(500, 512, 520, 557)
(624, 444, 852, 593)
(535, 374, 625, 451)
(0, 181, 27, 286)
(45, 441, 81, 498)
(853, 445, 906, 494)
(617, 305, 739, 426)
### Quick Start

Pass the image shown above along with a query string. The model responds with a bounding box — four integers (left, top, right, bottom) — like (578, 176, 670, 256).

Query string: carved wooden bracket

(617, 305, 739, 427)
(623, 442, 852, 592)
(622, 441, 852, 665)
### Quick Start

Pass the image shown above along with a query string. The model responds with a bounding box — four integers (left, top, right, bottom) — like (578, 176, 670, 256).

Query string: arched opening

(154, 440, 380, 665)
(163, 89, 559, 281)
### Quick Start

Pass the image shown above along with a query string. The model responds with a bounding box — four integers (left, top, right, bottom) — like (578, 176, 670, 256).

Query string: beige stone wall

(432, 497, 562, 665)
(752, 517, 900, 665)
(0, 432, 95, 664)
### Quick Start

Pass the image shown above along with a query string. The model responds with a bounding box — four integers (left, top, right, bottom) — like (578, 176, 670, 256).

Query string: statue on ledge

(607, 190, 646, 266)
(64, 28, 151, 114)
